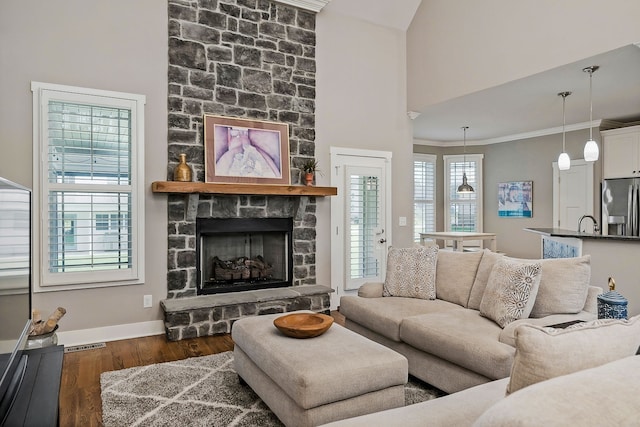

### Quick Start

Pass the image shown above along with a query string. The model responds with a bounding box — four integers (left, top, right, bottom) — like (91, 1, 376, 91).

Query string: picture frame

(498, 181, 533, 218)
(203, 115, 290, 185)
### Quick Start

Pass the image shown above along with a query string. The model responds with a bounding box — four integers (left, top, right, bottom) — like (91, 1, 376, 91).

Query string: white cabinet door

(603, 126, 640, 179)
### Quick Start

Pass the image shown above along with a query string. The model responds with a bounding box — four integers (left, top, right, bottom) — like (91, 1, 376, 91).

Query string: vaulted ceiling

(326, 1, 640, 144)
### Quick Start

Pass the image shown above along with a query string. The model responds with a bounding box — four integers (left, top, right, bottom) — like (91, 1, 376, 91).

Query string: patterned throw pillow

(382, 246, 438, 300)
(479, 259, 542, 328)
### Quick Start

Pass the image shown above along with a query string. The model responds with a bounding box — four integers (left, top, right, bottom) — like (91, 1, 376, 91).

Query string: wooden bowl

(273, 313, 334, 339)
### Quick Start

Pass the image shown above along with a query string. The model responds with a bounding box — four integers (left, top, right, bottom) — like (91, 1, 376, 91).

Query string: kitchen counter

(525, 228, 640, 241)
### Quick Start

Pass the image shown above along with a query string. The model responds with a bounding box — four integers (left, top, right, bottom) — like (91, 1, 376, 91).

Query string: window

(413, 154, 436, 242)
(443, 154, 484, 246)
(348, 174, 380, 280)
(32, 82, 145, 291)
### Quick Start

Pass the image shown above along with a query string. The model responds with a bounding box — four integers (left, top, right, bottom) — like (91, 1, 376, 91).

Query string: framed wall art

(498, 181, 533, 218)
(203, 115, 290, 185)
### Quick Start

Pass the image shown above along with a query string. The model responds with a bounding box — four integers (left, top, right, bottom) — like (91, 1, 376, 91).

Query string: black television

(0, 177, 32, 423)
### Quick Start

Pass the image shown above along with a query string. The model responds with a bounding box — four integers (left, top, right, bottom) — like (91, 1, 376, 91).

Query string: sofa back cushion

(506, 315, 640, 394)
(479, 259, 542, 328)
(435, 250, 484, 307)
(383, 245, 438, 299)
(530, 255, 591, 317)
(467, 249, 505, 310)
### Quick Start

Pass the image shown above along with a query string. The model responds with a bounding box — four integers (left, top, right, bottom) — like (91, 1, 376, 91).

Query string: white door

(553, 160, 595, 231)
(330, 148, 391, 310)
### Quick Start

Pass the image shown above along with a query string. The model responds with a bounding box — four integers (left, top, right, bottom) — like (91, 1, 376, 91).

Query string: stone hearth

(161, 284, 332, 341)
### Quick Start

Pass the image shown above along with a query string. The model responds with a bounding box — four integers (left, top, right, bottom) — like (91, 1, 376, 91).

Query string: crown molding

(414, 120, 603, 147)
(274, 0, 331, 12)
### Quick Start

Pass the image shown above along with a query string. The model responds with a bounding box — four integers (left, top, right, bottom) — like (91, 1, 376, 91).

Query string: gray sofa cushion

(467, 249, 505, 309)
(320, 378, 510, 427)
(506, 255, 591, 318)
(436, 250, 484, 307)
(498, 311, 597, 347)
(339, 295, 462, 342)
(400, 310, 515, 379)
(507, 315, 640, 394)
(474, 356, 640, 427)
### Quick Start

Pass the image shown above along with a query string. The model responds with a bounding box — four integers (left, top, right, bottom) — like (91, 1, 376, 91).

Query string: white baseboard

(56, 320, 165, 347)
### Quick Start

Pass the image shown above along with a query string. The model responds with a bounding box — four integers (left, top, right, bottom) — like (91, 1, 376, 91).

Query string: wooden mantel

(151, 181, 337, 197)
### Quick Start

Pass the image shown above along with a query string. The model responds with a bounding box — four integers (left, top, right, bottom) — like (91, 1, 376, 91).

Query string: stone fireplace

(160, 0, 333, 340)
(165, 0, 320, 299)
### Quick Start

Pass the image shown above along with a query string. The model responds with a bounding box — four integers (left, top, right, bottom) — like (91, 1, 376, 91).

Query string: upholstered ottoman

(232, 311, 408, 427)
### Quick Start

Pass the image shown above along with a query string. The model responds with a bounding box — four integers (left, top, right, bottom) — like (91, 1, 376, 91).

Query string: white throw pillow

(479, 259, 542, 328)
(383, 246, 438, 300)
(506, 315, 640, 394)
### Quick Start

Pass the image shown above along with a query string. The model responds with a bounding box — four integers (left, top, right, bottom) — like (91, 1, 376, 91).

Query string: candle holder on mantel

(173, 153, 192, 182)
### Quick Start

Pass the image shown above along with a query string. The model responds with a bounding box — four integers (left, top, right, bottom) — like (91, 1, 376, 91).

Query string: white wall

(315, 3, 415, 278)
(0, 0, 168, 336)
(408, 0, 640, 110)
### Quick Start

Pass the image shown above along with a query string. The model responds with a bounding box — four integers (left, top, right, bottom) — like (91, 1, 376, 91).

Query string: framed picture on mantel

(498, 181, 533, 218)
(203, 115, 291, 185)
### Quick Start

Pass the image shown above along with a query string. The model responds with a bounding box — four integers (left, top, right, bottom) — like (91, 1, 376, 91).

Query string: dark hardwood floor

(59, 311, 344, 427)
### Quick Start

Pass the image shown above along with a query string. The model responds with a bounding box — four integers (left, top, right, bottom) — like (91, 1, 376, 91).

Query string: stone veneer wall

(166, 0, 318, 299)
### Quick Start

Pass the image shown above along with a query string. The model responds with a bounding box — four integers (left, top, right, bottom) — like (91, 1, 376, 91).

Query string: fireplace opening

(196, 217, 293, 295)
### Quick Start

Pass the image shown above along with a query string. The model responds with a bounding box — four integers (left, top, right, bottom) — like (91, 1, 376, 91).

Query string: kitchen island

(525, 228, 640, 316)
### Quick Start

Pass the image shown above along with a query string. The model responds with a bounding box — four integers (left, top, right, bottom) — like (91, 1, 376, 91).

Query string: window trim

(31, 81, 146, 292)
(443, 154, 484, 246)
(413, 153, 437, 243)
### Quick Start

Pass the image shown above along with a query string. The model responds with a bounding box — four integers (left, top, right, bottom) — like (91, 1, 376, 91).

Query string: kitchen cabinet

(603, 125, 640, 179)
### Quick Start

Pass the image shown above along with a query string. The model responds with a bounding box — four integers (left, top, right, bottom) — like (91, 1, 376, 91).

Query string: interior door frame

(330, 147, 392, 310)
(552, 159, 595, 229)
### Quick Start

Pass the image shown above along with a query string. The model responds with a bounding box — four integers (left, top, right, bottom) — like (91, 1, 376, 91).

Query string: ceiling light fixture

(557, 91, 572, 171)
(457, 126, 474, 193)
(583, 65, 600, 162)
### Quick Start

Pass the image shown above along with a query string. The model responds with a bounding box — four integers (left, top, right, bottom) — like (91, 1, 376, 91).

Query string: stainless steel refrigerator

(602, 178, 640, 236)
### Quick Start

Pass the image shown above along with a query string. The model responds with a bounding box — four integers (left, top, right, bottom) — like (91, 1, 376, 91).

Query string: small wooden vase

(304, 172, 314, 186)
(174, 153, 192, 182)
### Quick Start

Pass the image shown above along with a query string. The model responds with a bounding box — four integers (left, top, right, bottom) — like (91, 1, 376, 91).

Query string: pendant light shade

(584, 139, 599, 162)
(558, 91, 571, 171)
(457, 126, 475, 193)
(558, 152, 571, 171)
(583, 66, 600, 162)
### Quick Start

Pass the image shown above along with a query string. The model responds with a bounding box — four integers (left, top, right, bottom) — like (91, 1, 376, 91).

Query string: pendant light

(457, 126, 474, 193)
(583, 65, 600, 162)
(557, 91, 571, 171)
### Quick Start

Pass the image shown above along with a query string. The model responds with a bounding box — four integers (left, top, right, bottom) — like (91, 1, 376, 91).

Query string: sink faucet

(578, 215, 600, 234)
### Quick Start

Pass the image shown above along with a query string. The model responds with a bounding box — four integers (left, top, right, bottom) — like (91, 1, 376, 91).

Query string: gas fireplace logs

(29, 307, 66, 336)
(212, 255, 273, 281)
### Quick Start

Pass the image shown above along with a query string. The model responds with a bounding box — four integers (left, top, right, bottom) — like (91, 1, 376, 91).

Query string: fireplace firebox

(196, 217, 293, 295)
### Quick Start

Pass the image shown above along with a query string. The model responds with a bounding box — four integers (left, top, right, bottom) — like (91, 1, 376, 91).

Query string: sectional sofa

(339, 248, 602, 393)
(321, 320, 640, 426)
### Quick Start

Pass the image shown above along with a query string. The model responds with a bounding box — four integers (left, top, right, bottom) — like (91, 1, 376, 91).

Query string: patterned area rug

(100, 351, 444, 427)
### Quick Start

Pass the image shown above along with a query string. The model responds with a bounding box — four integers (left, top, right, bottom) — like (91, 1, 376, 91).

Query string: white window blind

(413, 154, 436, 242)
(444, 154, 484, 245)
(32, 82, 145, 291)
(348, 174, 380, 280)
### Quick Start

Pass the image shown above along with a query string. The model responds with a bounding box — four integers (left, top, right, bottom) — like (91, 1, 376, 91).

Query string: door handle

(379, 238, 387, 244)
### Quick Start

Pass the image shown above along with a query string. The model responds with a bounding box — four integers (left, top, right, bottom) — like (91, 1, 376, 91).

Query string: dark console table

(3, 345, 63, 426)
